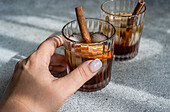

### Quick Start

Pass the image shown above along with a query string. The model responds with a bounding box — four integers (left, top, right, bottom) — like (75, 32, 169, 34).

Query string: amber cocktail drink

(62, 18, 116, 92)
(101, 0, 146, 60)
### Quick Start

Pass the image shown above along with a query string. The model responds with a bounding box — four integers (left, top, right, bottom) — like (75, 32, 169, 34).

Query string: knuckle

(15, 59, 26, 70)
(51, 35, 64, 46)
(28, 52, 36, 60)
(27, 53, 38, 65)
(77, 67, 89, 81)
(16, 60, 22, 65)
(15, 60, 23, 68)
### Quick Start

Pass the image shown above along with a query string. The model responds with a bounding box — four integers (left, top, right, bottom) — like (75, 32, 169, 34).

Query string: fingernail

(89, 58, 102, 73)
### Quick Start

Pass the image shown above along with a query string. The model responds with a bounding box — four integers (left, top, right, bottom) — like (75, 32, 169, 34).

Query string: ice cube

(91, 32, 107, 42)
(69, 34, 83, 42)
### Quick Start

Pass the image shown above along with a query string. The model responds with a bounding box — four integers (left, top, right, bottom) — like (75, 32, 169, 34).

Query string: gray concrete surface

(0, 0, 170, 111)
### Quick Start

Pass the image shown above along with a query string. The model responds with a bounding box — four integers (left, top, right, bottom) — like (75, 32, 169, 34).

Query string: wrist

(0, 97, 31, 112)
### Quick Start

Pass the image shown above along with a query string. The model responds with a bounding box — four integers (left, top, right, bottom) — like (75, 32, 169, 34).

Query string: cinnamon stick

(128, 0, 145, 26)
(75, 6, 92, 43)
(132, 0, 145, 15)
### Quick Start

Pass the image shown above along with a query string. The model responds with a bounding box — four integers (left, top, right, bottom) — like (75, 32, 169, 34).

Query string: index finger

(36, 35, 64, 66)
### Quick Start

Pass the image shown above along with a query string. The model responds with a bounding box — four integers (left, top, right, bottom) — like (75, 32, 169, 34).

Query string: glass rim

(62, 18, 116, 44)
(101, 0, 146, 18)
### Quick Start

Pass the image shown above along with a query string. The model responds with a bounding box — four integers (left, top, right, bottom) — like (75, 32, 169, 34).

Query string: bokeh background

(0, 0, 170, 111)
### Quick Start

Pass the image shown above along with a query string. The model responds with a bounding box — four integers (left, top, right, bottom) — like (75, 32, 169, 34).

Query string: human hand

(0, 35, 102, 112)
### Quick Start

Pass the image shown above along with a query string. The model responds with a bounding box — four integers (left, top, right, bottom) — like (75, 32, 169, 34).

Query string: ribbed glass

(101, 0, 146, 60)
(62, 18, 116, 92)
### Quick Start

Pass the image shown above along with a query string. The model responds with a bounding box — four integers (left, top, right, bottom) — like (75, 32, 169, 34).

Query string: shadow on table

(75, 84, 170, 111)
(0, 33, 38, 100)
(110, 24, 170, 98)
(0, 0, 170, 110)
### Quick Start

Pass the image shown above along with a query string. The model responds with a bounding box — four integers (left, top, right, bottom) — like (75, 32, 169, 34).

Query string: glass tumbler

(101, 0, 146, 60)
(62, 18, 116, 92)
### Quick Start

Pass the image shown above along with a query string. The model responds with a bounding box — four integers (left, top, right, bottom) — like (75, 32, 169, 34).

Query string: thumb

(54, 58, 102, 97)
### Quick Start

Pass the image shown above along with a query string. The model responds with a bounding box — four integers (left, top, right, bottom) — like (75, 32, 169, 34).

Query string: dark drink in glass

(62, 18, 116, 92)
(101, 0, 146, 60)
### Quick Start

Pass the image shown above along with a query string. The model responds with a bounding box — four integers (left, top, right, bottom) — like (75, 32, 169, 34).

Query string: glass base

(114, 49, 138, 61)
(78, 76, 110, 92)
